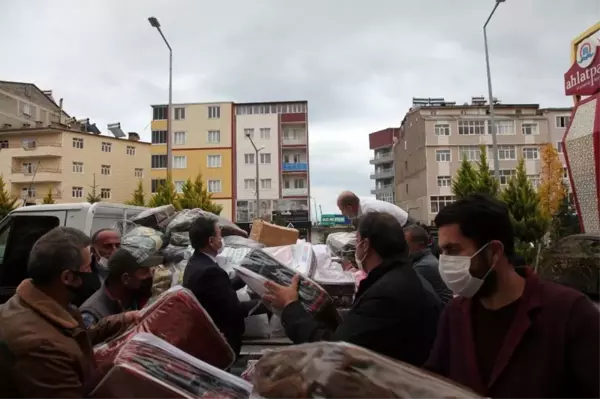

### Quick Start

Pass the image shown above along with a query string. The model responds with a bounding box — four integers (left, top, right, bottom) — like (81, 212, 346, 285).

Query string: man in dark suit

(183, 218, 260, 357)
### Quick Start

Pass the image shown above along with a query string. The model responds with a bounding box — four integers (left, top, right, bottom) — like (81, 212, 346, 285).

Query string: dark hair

(28, 227, 91, 285)
(91, 228, 117, 244)
(404, 224, 430, 247)
(106, 248, 140, 283)
(189, 218, 218, 250)
(357, 211, 408, 258)
(434, 193, 515, 257)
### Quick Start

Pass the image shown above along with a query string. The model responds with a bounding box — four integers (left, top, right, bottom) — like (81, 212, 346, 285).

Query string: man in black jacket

(183, 218, 261, 356)
(264, 211, 441, 366)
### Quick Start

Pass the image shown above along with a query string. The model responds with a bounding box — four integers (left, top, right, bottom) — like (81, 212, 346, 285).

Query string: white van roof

(11, 202, 147, 214)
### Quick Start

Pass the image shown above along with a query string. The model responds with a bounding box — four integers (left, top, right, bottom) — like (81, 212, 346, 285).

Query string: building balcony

(282, 162, 308, 173)
(282, 135, 307, 147)
(370, 168, 394, 180)
(11, 167, 62, 183)
(369, 153, 394, 164)
(4, 142, 63, 158)
(282, 187, 308, 197)
(370, 184, 394, 195)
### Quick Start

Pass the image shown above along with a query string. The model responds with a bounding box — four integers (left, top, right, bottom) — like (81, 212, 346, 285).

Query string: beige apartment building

(0, 80, 150, 205)
(394, 97, 572, 224)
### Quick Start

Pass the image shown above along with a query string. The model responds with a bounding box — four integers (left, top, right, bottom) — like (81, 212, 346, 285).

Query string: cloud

(1, 0, 598, 217)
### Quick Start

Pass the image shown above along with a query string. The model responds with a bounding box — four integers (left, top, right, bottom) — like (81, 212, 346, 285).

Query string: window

(434, 124, 450, 136)
(0, 140, 8, 149)
(72, 137, 84, 149)
(528, 174, 540, 188)
(101, 164, 111, 176)
(260, 153, 271, 164)
(244, 153, 255, 164)
(522, 123, 538, 135)
(435, 149, 451, 162)
(260, 128, 271, 139)
(153, 106, 167, 120)
(437, 175, 452, 187)
(458, 120, 485, 135)
(458, 146, 481, 162)
(174, 107, 185, 120)
(499, 170, 516, 185)
(173, 156, 187, 169)
(22, 103, 31, 116)
(22, 162, 34, 174)
(151, 179, 166, 193)
(244, 179, 256, 190)
(208, 106, 220, 119)
(430, 196, 455, 213)
(260, 179, 272, 189)
(173, 131, 186, 145)
(244, 128, 255, 139)
(100, 188, 111, 199)
(563, 167, 569, 179)
(207, 155, 222, 168)
(21, 187, 35, 198)
(556, 116, 570, 128)
(208, 180, 221, 193)
(152, 130, 167, 144)
(101, 142, 112, 152)
(294, 179, 306, 189)
(523, 147, 539, 160)
(72, 161, 83, 173)
(208, 130, 221, 143)
(134, 168, 143, 178)
(174, 181, 185, 194)
(557, 142, 563, 153)
(126, 145, 136, 155)
(72, 186, 83, 198)
(489, 120, 515, 135)
(151, 154, 167, 169)
(496, 145, 517, 160)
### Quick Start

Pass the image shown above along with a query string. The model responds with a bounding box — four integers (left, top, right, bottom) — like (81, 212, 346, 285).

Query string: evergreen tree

(148, 178, 178, 208)
(125, 180, 146, 206)
(452, 157, 479, 199)
(474, 145, 500, 197)
(176, 173, 223, 215)
(42, 188, 55, 204)
(87, 173, 101, 203)
(538, 143, 566, 218)
(0, 175, 17, 219)
(501, 158, 549, 244)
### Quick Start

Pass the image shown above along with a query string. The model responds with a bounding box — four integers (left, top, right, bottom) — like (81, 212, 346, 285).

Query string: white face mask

(438, 243, 494, 298)
(354, 241, 367, 271)
(97, 256, 109, 271)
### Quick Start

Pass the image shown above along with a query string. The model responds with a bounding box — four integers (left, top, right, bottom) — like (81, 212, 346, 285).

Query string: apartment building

(150, 102, 234, 220)
(369, 128, 399, 203)
(0, 80, 69, 128)
(394, 97, 572, 224)
(234, 101, 310, 235)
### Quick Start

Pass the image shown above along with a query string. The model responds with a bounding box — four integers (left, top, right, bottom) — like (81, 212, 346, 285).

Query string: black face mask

(137, 277, 153, 298)
(65, 271, 92, 301)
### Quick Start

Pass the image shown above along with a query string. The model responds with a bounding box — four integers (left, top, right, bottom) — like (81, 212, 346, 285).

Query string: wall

(0, 82, 65, 128)
(369, 128, 399, 149)
(168, 148, 233, 199)
(235, 113, 280, 200)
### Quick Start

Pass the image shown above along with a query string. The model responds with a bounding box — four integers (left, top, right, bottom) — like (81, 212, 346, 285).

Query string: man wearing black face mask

(80, 247, 158, 328)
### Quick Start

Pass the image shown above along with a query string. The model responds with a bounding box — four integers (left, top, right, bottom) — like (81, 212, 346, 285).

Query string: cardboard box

(249, 219, 299, 247)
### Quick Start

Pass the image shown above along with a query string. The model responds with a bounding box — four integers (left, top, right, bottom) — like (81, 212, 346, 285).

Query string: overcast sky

(0, 0, 597, 216)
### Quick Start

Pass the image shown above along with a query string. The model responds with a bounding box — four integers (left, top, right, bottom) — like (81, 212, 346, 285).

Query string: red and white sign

(564, 40, 600, 97)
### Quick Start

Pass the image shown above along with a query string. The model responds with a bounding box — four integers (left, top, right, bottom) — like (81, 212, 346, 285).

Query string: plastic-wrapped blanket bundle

(166, 208, 248, 238)
(223, 236, 264, 249)
(94, 286, 235, 372)
(217, 247, 254, 278)
(91, 333, 252, 399)
(235, 249, 342, 330)
(262, 242, 317, 278)
(120, 225, 165, 267)
(237, 288, 270, 339)
(130, 205, 178, 231)
(252, 342, 482, 399)
(151, 260, 187, 299)
(326, 232, 358, 269)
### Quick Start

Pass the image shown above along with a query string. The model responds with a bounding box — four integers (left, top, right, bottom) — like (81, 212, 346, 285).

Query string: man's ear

(490, 240, 505, 263)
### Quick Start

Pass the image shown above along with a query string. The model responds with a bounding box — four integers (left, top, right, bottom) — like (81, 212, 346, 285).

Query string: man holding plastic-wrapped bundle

(0, 227, 139, 398)
(337, 190, 416, 228)
(184, 217, 267, 357)
(264, 211, 441, 366)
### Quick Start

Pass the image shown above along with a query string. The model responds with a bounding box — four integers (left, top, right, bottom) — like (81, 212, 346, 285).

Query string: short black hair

(106, 248, 150, 283)
(28, 227, 91, 286)
(357, 211, 408, 258)
(434, 193, 515, 257)
(404, 224, 430, 247)
(189, 217, 218, 250)
(91, 228, 117, 244)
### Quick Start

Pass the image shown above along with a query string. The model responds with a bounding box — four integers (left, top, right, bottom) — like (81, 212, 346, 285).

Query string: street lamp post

(246, 133, 264, 219)
(148, 16, 173, 178)
(483, 0, 505, 179)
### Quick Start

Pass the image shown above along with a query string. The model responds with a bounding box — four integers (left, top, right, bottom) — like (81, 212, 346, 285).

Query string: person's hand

(341, 260, 355, 271)
(123, 310, 142, 326)
(264, 274, 301, 310)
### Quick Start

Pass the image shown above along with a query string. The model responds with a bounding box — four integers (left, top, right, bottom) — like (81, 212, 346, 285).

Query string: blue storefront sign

(320, 214, 350, 226)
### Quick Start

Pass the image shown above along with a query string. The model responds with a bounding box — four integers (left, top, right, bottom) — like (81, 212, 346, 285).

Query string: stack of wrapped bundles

(311, 244, 356, 309)
(130, 204, 178, 231)
(326, 232, 358, 270)
(251, 342, 482, 399)
(166, 208, 248, 238)
(91, 333, 252, 399)
(94, 286, 235, 372)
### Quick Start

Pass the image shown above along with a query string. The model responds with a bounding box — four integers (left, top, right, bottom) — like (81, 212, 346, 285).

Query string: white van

(0, 202, 147, 303)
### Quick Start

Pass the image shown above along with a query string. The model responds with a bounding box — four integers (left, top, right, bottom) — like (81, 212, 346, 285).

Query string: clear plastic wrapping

(237, 288, 271, 339)
(94, 286, 235, 372)
(151, 260, 187, 299)
(170, 231, 191, 247)
(216, 247, 253, 278)
(166, 208, 248, 238)
(235, 249, 341, 330)
(120, 225, 165, 267)
(326, 232, 358, 268)
(162, 244, 194, 264)
(223, 236, 265, 249)
(91, 333, 252, 399)
(130, 205, 178, 231)
(262, 242, 317, 278)
(251, 342, 481, 398)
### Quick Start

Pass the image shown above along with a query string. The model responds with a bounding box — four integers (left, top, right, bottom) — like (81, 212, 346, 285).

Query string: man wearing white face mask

(264, 211, 441, 366)
(425, 194, 599, 398)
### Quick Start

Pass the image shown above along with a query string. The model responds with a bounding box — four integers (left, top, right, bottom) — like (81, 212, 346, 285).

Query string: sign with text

(320, 214, 350, 226)
(565, 41, 600, 96)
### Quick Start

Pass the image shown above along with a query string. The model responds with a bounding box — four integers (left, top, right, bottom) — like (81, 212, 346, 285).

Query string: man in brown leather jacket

(0, 227, 138, 398)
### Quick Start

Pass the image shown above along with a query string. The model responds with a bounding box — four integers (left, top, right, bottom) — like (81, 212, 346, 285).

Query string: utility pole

(246, 133, 263, 220)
